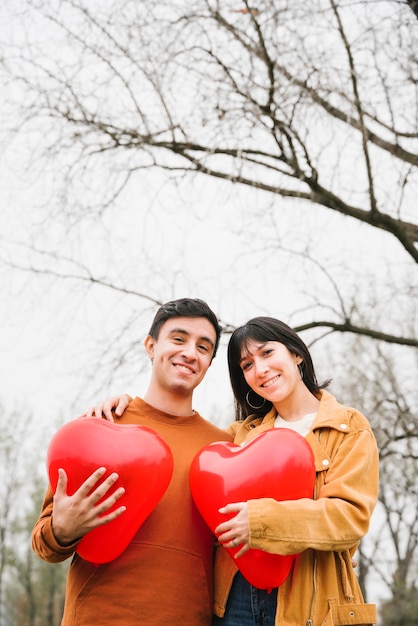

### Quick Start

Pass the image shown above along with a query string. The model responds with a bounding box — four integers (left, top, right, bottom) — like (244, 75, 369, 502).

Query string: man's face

(144, 316, 217, 396)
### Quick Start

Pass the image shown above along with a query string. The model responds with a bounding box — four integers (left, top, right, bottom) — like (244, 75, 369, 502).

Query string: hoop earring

(246, 390, 266, 410)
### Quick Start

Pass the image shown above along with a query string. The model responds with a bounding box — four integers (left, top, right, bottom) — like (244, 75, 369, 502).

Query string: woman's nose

(255, 360, 268, 375)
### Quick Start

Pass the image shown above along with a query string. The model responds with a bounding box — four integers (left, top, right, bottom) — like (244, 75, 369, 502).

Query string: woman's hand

(215, 502, 250, 558)
(82, 394, 131, 422)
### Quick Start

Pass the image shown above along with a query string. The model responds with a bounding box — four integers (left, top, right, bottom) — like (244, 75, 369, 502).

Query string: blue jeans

(213, 572, 278, 626)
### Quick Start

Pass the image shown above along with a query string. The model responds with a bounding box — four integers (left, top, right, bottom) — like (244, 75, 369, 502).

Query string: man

(32, 298, 232, 626)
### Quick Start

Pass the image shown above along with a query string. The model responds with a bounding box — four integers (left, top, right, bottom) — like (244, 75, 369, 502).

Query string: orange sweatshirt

(32, 398, 232, 626)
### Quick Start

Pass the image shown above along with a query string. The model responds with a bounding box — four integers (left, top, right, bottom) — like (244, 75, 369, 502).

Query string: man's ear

(144, 335, 155, 360)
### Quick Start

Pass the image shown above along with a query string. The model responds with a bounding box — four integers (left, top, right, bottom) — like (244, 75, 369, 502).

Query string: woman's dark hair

(227, 317, 331, 420)
(148, 298, 222, 358)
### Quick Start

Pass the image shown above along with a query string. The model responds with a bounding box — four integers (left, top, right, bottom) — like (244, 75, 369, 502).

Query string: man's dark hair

(148, 298, 222, 357)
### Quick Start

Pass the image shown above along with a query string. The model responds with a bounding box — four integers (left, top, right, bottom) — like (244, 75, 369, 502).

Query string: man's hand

(51, 467, 126, 546)
(83, 394, 131, 422)
(215, 502, 250, 558)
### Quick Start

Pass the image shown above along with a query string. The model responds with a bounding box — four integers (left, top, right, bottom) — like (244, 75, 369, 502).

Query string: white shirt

(274, 413, 316, 437)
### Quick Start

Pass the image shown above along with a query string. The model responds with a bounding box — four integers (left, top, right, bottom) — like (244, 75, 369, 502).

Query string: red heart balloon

(47, 417, 173, 563)
(189, 428, 315, 589)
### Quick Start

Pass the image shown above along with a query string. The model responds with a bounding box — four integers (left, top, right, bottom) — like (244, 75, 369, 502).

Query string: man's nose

(181, 343, 198, 359)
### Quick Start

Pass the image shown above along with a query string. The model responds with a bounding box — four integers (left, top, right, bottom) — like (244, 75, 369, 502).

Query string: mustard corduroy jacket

(214, 390, 379, 626)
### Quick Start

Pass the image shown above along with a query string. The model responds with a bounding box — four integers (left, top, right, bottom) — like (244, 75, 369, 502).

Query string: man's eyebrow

(169, 328, 215, 349)
(200, 336, 215, 349)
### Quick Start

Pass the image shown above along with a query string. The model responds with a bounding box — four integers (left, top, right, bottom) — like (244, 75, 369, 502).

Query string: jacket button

(322, 459, 330, 466)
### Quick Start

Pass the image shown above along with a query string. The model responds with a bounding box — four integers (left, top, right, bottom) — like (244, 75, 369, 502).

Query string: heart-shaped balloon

(47, 417, 173, 563)
(189, 428, 315, 589)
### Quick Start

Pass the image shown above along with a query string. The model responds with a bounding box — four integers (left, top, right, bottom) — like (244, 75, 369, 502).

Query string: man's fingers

(82, 470, 120, 504)
(91, 483, 125, 514)
(94, 503, 127, 527)
(54, 468, 68, 495)
(56, 467, 122, 508)
(73, 467, 107, 499)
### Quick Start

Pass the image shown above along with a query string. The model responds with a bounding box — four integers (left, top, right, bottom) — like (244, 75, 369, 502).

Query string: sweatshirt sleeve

(247, 426, 379, 555)
(32, 485, 80, 563)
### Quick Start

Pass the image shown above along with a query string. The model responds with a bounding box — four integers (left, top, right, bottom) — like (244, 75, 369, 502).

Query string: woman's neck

(273, 388, 320, 422)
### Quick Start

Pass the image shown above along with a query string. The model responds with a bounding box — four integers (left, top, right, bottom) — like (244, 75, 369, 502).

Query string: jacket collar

(242, 389, 351, 433)
(237, 390, 352, 472)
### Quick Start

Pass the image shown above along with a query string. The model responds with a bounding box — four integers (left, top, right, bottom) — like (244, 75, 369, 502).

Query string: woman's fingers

(216, 502, 250, 557)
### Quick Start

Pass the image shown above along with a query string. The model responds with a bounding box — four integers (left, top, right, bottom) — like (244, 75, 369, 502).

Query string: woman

(86, 316, 379, 626)
(212, 317, 379, 626)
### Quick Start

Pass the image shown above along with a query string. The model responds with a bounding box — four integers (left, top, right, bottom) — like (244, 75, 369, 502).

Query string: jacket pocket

(323, 597, 377, 625)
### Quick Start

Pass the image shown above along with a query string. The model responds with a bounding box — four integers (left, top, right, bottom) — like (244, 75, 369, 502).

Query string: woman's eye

(242, 362, 252, 371)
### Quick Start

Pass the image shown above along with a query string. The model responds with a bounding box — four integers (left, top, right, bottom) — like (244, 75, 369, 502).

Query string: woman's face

(240, 339, 302, 406)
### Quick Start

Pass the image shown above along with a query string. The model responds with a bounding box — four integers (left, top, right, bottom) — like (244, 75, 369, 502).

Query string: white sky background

(0, 0, 417, 610)
(0, 152, 407, 428)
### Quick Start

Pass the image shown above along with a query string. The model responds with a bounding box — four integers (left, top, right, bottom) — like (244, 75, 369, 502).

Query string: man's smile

(173, 362, 196, 374)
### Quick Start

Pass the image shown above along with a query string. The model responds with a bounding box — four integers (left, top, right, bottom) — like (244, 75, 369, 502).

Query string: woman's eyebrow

(239, 342, 267, 364)
(239, 349, 254, 364)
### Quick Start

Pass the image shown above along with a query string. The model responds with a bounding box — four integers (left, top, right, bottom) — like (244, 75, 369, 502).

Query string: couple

(32, 298, 379, 626)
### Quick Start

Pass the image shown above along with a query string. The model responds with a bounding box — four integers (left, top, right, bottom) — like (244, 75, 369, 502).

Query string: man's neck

(143, 389, 195, 417)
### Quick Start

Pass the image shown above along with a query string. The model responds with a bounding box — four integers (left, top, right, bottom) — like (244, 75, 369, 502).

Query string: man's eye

(198, 344, 209, 352)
